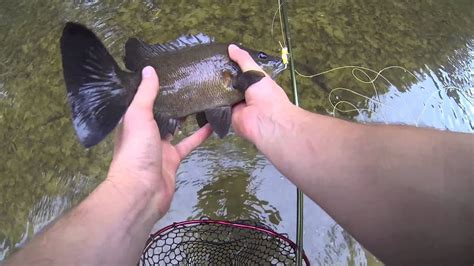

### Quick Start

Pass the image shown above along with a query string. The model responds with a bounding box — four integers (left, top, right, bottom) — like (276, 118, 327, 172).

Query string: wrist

(107, 163, 157, 193)
(252, 103, 301, 150)
(105, 169, 165, 220)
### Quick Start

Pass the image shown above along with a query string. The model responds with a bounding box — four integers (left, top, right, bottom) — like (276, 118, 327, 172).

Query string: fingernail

(142, 66, 154, 78)
(229, 44, 239, 51)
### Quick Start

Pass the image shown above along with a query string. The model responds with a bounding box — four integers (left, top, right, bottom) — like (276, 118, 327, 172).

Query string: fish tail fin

(60, 22, 140, 147)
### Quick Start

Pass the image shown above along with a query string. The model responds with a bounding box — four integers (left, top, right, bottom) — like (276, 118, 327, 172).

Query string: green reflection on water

(0, 0, 472, 263)
(190, 167, 282, 224)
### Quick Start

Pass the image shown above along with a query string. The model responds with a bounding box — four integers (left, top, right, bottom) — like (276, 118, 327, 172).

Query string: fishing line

(271, 1, 285, 48)
(271, 0, 472, 129)
(323, 66, 419, 123)
(326, 72, 471, 128)
(328, 88, 382, 119)
(291, 63, 408, 124)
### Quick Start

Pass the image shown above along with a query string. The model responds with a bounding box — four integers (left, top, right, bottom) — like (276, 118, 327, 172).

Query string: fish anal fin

(196, 112, 208, 128)
(204, 106, 232, 138)
(233, 70, 266, 93)
(155, 113, 180, 139)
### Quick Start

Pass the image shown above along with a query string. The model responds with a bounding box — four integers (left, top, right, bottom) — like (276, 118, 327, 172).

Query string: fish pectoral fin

(155, 113, 180, 139)
(196, 112, 208, 128)
(204, 106, 232, 138)
(233, 70, 266, 93)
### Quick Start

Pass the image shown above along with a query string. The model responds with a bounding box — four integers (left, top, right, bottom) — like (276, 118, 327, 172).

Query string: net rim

(142, 219, 310, 265)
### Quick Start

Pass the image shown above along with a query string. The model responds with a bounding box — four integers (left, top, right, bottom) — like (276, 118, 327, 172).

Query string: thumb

(129, 66, 159, 114)
(228, 44, 266, 75)
(114, 66, 159, 155)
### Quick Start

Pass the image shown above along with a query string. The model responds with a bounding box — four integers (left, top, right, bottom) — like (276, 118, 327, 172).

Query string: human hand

(107, 66, 212, 217)
(229, 44, 295, 144)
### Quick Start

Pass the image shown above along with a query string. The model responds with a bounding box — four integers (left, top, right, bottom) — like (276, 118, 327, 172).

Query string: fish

(60, 22, 286, 148)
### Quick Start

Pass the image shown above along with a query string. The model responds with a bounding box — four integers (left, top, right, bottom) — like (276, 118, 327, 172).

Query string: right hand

(228, 44, 295, 143)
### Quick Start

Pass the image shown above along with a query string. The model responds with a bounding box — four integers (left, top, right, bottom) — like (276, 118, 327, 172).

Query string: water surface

(0, 0, 472, 264)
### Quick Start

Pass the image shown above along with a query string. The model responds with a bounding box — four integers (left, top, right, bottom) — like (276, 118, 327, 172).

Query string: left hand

(107, 66, 212, 217)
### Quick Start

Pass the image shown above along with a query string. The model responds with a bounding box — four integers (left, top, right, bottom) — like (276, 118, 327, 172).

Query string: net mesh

(139, 219, 309, 265)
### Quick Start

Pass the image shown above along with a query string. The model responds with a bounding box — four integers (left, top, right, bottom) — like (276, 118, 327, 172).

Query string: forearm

(257, 106, 474, 264)
(255, 105, 368, 193)
(5, 176, 161, 266)
(351, 123, 474, 264)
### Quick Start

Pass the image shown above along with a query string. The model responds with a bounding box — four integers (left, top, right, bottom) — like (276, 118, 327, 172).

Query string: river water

(0, 0, 472, 264)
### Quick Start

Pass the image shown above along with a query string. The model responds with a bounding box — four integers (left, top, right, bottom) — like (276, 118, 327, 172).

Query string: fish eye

(258, 51, 268, 60)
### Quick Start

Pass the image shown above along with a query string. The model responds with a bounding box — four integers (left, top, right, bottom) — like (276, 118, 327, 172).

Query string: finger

(231, 102, 245, 123)
(228, 44, 266, 75)
(112, 122, 124, 157)
(129, 66, 159, 112)
(231, 103, 244, 132)
(174, 124, 213, 160)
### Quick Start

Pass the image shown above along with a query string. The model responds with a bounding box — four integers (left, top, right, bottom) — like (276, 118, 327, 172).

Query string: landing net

(139, 219, 310, 265)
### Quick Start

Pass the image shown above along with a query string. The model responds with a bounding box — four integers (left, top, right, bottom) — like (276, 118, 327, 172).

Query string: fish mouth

(271, 61, 287, 79)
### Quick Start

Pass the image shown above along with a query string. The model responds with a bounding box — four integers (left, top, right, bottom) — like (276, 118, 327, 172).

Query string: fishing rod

(279, 0, 304, 265)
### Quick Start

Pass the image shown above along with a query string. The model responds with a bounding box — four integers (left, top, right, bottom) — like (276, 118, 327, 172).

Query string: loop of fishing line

(326, 69, 471, 127)
(270, 0, 470, 126)
(270, 5, 471, 127)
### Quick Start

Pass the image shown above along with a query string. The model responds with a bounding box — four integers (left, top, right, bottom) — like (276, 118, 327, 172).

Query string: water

(0, 0, 472, 264)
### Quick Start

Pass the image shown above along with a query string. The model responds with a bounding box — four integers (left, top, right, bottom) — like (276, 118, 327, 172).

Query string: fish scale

(154, 50, 240, 117)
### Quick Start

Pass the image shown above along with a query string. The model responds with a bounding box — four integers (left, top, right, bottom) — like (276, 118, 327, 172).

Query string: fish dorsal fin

(165, 33, 215, 49)
(124, 38, 160, 71)
(124, 33, 214, 71)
